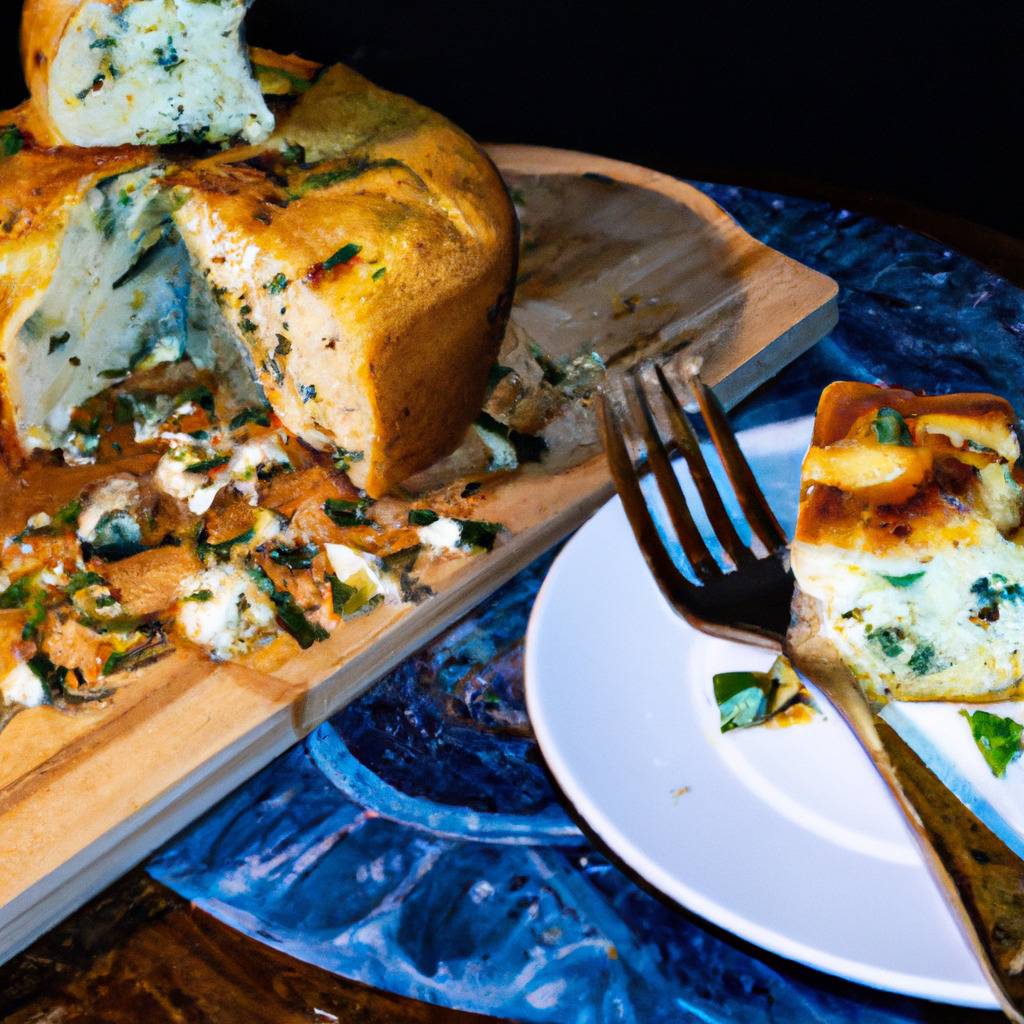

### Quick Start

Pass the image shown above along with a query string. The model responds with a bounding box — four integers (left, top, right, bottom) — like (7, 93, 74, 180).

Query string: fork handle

(787, 641, 1024, 1022)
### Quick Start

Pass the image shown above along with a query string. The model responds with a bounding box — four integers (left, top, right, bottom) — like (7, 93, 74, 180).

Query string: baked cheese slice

(21, 0, 273, 147)
(790, 381, 1024, 702)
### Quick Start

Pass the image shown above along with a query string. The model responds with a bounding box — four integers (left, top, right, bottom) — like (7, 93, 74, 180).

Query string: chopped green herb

(154, 36, 183, 72)
(454, 518, 503, 551)
(248, 566, 328, 649)
(0, 575, 34, 609)
(265, 273, 289, 295)
(380, 546, 422, 575)
(48, 331, 71, 354)
(872, 407, 912, 446)
(866, 625, 904, 658)
(322, 243, 361, 271)
(274, 334, 291, 356)
(239, 317, 258, 333)
(183, 589, 213, 603)
(270, 543, 319, 570)
(327, 573, 357, 615)
(185, 454, 230, 474)
(332, 447, 364, 473)
(298, 383, 316, 403)
(197, 527, 254, 562)
(65, 571, 107, 595)
(371, 266, 387, 281)
(882, 571, 925, 588)
(324, 498, 374, 528)
(229, 406, 271, 430)
(1, 124, 24, 158)
(908, 642, 938, 676)
(961, 709, 1024, 778)
(287, 158, 404, 200)
(90, 36, 117, 49)
(408, 509, 440, 527)
(175, 385, 216, 413)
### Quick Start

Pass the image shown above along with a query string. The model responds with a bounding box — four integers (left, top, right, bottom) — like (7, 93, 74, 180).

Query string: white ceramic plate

(524, 418, 997, 1009)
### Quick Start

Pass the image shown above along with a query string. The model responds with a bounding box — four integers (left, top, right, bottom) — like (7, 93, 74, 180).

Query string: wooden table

(1, 180, 1020, 1024)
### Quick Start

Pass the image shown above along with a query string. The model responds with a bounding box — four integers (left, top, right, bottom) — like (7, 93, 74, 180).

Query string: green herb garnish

(408, 509, 439, 527)
(872, 407, 912, 446)
(321, 243, 361, 271)
(66, 571, 107, 595)
(961, 709, 1024, 778)
(185, 454, 230, 474)
(197, 527, 254, 562)
(324, 498, 374, 528)
(332, 447, 364, 473)
(454, 519, 502, 551)
(327, 573, 357, 615)
(229, 406, 271, 430)
(1, 124, 24, 158)
(248, 566, 328, 649)
(90, 36, 117, 49)
(270, 543, 319, 570)
(372, 266, 387, 281)
(882, 571, 925, 588)
(183, 590, 213, 603)
(866, 625, 904, 658)
(265, 273, 289, 294)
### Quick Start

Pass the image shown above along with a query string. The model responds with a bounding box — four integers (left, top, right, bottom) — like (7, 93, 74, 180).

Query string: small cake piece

(789, 381, 1024, 702)
(21, 0, 274, 147)
(170, 64, 517, 496)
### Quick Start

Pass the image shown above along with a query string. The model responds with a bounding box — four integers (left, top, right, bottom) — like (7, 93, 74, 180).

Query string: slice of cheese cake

(21, 0, 273, 147)
(790, 381, 1024, 702)
(1, 63, 516, 495)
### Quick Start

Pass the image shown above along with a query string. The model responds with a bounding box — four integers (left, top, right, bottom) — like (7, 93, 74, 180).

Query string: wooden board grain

(0, 147, 838, 963)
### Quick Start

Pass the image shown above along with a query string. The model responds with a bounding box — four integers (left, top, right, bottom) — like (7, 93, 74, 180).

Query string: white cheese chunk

(1, 663, 47, 708)
(417, 517, 463, 552)
(176, 564, 277, 660)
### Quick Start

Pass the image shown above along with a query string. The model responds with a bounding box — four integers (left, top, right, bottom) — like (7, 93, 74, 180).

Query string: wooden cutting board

(0, 147, 838, 963)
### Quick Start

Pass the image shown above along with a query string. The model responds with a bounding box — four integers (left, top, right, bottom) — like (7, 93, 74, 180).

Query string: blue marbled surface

(149, 182, 1023, 1022)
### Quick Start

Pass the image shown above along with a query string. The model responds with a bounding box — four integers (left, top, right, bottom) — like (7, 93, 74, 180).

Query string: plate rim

(524, 487, 996, 1010)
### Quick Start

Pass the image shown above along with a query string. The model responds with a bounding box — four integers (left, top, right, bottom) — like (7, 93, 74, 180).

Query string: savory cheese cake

(21, 0, 273, 147)
(1, 63, 516, 495)
(789, 381, 1024, 702)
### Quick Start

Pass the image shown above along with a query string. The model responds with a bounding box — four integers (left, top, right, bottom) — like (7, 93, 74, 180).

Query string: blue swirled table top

(148, 181, 1023, 1023)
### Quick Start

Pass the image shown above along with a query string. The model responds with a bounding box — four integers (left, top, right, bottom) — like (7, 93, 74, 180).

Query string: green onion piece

(327, 573, 357, 615)
(961, 709, 1024, 778)
(408, 509, 440, 527)
(322, 243, 362, 272)
(324, 498, 374, 528)
(269, 543, 319, 570)
(248, 566, 328, 649)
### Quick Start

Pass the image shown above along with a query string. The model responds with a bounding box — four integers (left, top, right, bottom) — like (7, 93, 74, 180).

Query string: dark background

(3, 1, 1021, 237)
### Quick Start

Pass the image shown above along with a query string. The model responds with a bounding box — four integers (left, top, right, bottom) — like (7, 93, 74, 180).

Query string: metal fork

(599, 362, 1024, 1023)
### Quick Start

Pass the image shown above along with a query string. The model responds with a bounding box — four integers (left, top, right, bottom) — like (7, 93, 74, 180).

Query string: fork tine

(597, 389, 703, 618)
(629, 371, 721, 582)
(686, 373, 789, 553)
(653, 364, 756, 569)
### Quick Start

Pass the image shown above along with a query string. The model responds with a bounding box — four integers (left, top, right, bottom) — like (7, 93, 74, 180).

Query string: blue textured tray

(150, 180, 1024, 1023)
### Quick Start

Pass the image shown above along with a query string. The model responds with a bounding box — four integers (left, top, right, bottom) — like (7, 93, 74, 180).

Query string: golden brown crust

(795, 381, 1020, 554)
